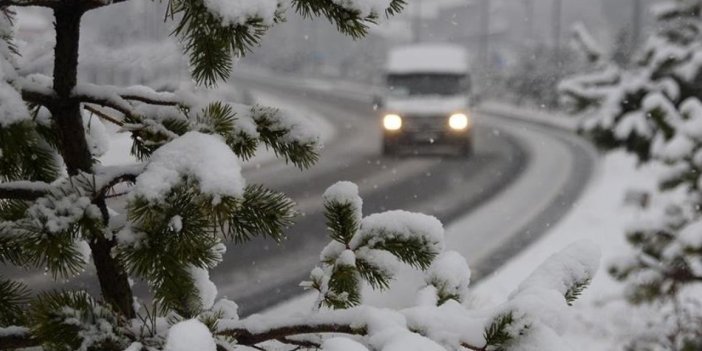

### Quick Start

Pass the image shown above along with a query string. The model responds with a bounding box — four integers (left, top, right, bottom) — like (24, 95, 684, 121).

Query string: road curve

(0, 73, 596, 317)
(217, 73, 597, 315)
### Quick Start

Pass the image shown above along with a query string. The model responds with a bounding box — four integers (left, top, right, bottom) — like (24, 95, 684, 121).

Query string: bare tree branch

(0, 181, 51, 200)
(121, 93, 179, 106)
(0, 0, 132, 10)
(72, 93, 134, 117)
(72, 86, 180, 117)
(20, 85, 56, 108)
(96, 168, 140, 197)
(19, 83, 180, 118)
(0, 0, 60, 8)
(216, 320, 487, 350)
(276, 336, 321, 348)
(217, 323, 366, 346)
(84, 104, 124, 127)
(461, 341, 486, 351)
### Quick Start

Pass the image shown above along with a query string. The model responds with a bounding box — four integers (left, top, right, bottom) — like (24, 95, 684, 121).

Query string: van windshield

(387, 73, 468, 97)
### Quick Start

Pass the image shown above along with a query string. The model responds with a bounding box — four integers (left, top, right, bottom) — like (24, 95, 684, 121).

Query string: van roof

(386, 44, 469, 74)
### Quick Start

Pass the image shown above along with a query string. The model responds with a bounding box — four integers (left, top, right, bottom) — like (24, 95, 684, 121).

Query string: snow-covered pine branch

(167, 0, 406, 85)
(305, 181, 444, 309)
(215, 231, 597, 351)
(561, 0, 702, 348)
(0, 181, 601, 351)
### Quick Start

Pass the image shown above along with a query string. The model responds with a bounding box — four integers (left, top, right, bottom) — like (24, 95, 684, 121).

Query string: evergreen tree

(561, 0, 702, 348)
(0, 0, 599, 350)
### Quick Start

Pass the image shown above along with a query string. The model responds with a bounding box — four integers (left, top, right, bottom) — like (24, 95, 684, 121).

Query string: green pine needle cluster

(0, 279, 29, 326)
(564, 278, 591, 306)
(0, 120, 61, 183)
(308, 192, 441, 309)
(293, 0, 405, 39)
(483, 312, 517, 350)
(224, 184, 296, 243)
(609, 208, 689, 305)
(165, 0, 406, 85)
(30, 291, 125, 351)
(126, 102, 320, 169)
(167, 0, 281, 86)
(1, 173, 102, 280)
(481, 311, 530, 351)
(119, 180, 295, 316)
(427, 277, 463, 306)
(250, 106, 320, 169)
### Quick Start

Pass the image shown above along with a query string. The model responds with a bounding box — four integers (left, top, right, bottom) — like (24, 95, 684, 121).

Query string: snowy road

(1, 74, 596, 316)
(214, 74, 598, 315)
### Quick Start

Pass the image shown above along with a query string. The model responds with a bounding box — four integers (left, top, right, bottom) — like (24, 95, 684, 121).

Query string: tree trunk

(50, 5, 135, 319)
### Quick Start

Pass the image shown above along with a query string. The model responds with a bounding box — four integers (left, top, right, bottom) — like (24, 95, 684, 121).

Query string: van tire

(459, 138, 473, 157)
(383, 139, 398, 156)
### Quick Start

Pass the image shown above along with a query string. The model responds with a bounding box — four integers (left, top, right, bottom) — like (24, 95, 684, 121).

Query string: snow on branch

(218, 319, 364, 346)
(0, 165, 143, 202)
(72, 82, 180, 116)
(130, 131, 244, 202)
(306, 182, 444, 309)
(512, 240, 600, 303)
(19, 77, 180, 117)
(93, 164, 144, 196)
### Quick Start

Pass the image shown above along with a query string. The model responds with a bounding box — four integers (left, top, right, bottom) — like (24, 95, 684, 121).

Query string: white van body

(379, 44, 473, 156)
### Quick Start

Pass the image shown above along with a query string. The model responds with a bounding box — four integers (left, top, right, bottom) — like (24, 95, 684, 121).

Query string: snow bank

(473, 152, 663, 350)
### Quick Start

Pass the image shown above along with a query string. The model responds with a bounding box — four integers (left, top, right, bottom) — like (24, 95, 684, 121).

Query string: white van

(376, 44, 473, 156)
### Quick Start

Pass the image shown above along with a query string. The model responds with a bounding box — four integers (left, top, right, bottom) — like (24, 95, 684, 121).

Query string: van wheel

(383, 139, 398, 156)
(459, 139, 473, 157)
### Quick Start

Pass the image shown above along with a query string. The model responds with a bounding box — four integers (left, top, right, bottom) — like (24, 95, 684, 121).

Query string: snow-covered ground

(246, 85, 672, 347)
(474, 150, 662, 350)
(259, 149, 660, 349)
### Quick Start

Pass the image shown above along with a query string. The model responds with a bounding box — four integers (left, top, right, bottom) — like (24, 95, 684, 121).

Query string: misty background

(14, 0, 654, 105)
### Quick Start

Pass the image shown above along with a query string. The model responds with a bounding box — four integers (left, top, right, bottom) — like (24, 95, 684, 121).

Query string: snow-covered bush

(561, 0, 702, 349)
(0, 0, 599, 350)
(504, 45, 582, 109)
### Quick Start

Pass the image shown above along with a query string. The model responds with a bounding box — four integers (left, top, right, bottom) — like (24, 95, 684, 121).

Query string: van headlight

(449, 113, 470, 130)
(383, 114, 402, 131)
